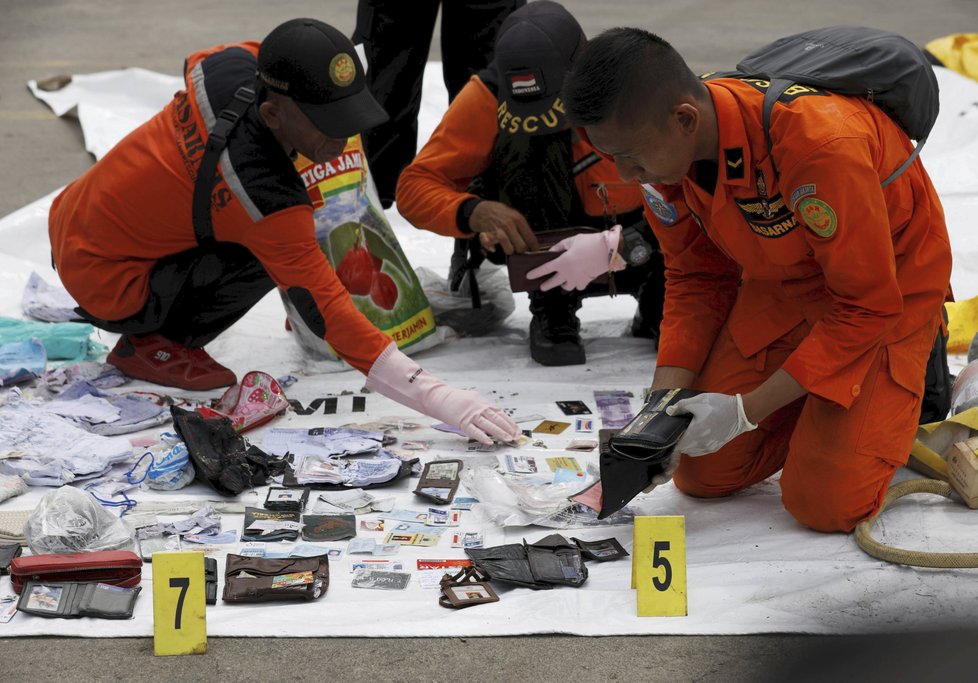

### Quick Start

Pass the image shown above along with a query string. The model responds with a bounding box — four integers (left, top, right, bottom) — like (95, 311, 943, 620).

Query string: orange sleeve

(395, 77, 498, 237)
(644, 185, 740, 374)
(233, 205, 392, 374)
(776, 130, 912, 407)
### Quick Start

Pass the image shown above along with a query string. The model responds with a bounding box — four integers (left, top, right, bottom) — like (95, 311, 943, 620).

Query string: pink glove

(364, 343, 521, 445)
(526, 225, 624, 292)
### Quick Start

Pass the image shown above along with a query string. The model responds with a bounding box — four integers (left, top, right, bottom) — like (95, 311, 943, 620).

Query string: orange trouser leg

(672, 322, 929, 532)
(673, 324, 806, 498)
(780, 333, 930, 532)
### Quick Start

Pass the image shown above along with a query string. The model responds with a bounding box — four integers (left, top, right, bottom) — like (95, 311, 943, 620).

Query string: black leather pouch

(465, 535, 588, 589)
(17, 581, 140, 619)
(465, 544, 550, 590)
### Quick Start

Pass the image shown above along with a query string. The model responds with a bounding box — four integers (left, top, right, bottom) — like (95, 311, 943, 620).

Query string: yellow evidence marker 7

(632, 516, 687, 617)
(152, 552, 207, 656)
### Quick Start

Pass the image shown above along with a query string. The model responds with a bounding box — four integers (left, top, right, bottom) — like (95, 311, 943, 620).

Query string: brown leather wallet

(506, 227, 610, 292)
(222, 554, 329, 603)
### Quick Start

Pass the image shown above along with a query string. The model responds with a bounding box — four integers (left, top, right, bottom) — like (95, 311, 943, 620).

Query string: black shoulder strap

(761, 78, 792, 180)
(192, 86, 255, 245)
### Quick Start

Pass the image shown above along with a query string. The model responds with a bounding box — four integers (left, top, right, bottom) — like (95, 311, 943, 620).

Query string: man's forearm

(650, 366, 697, 392)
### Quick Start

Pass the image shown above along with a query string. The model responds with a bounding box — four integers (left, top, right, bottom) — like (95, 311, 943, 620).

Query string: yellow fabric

(909, 407, 978, 479)
(926, 34, 978, 82)
(945, 297, 978, 353)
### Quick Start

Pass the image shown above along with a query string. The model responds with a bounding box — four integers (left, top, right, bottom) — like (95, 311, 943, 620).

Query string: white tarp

(1, 64, 977, 637)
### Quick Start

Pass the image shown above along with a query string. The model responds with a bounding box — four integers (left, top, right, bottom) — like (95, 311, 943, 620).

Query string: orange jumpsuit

(396, 75, 643, 235)
(48, 42, 390, 374)
(646, 78, 952, 532)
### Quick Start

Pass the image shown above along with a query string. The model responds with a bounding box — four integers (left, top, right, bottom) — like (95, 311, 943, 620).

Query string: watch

(621, 224, 652, 266)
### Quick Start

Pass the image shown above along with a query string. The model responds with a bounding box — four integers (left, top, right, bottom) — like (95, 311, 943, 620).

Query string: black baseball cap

(493, 1, 586, 131)
(257, 18, 388, 138)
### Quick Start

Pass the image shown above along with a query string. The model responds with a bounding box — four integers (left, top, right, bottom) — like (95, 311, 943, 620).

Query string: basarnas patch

(797, 197, 838, 238)
(734, 193, 798, 238)
(641, 184, 678, 225)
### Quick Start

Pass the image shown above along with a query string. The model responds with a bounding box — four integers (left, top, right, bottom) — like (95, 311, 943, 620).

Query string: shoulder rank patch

(723, 148, 745, 180)
(797, 197, 837, 238)
(641, 185, 678, 226)
(789, 183, 816, 209)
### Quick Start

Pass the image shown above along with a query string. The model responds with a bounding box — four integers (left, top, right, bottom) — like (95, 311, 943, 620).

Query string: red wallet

(9, 550, 143, 594)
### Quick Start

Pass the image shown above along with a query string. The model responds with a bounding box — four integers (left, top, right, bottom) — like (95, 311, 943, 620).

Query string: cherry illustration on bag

(370, 272, 399, 310)
(336, 236, 375, 296)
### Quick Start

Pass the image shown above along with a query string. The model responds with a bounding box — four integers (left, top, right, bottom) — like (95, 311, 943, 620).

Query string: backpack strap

(192, 86, 255, 245)
(761, 77, 925, 187)
(761, 77, 793, 180)
(881, 137, 926, 187)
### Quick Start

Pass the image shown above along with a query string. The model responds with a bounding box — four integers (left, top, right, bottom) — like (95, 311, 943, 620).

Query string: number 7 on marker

(170, 577, 190, 629)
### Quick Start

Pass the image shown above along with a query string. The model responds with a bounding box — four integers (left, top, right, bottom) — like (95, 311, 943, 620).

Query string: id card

(271, 571, 314, 588)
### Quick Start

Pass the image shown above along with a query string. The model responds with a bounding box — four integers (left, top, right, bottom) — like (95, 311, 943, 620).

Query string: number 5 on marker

(152, 552, 208, 656)
(632, 516, 687, 617)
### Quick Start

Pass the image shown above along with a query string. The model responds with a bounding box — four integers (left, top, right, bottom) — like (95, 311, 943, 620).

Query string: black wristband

(456, 197, 484, 234)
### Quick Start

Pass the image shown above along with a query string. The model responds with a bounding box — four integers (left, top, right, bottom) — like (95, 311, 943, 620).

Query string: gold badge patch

(797, 197, 837, 238)
(329, 53, 356, 87)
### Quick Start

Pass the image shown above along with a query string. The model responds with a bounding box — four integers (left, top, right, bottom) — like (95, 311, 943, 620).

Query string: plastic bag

(284, 137, 442, 363)
(26, 485, 136, 554)
(139, 432, 195, 491)
(415, 265, 515, 337)
(459, 465, 595, 528)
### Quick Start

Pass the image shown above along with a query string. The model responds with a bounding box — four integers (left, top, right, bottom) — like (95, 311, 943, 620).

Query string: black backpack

(734, 25, 940, 187)
(730, 26, 949, 423)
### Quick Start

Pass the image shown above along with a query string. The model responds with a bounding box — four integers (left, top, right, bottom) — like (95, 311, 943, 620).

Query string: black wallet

(204, 557, 218, 605)
(465, 534, 588, 590)
(609, 388, 700, 458)
(265, 486, 310, 512)
(0, 543, 23, 575)
(17, 581, 141, 619)
(598, 388, 700, 520)
(241, 507, 300, 543)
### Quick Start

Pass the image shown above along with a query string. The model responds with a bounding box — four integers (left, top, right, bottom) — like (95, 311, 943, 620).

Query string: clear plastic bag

(416, 265, 515, 337)
(26, 485, 136, 554)
(459, 465, 595, 528)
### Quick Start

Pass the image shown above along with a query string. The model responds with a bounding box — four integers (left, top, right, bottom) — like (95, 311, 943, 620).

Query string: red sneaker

(107, 334, 236, 391)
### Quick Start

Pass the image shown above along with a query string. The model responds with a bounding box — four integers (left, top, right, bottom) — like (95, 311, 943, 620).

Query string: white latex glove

(364, 343, 521, 445)
(666, 392, 758, 457)
(526, 225, 624, 292)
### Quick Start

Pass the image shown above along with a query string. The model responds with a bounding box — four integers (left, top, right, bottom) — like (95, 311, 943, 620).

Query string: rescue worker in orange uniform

(553, 28, 952, 531)
(48, 18, 519, 446)
(396, 1, 666, 366)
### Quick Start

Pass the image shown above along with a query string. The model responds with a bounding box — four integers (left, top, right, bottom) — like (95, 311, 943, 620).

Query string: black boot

(528, 290, 585, 366)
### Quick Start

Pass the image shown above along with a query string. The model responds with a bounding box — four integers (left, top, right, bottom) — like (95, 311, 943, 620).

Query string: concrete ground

(2, 0, 978, 680)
